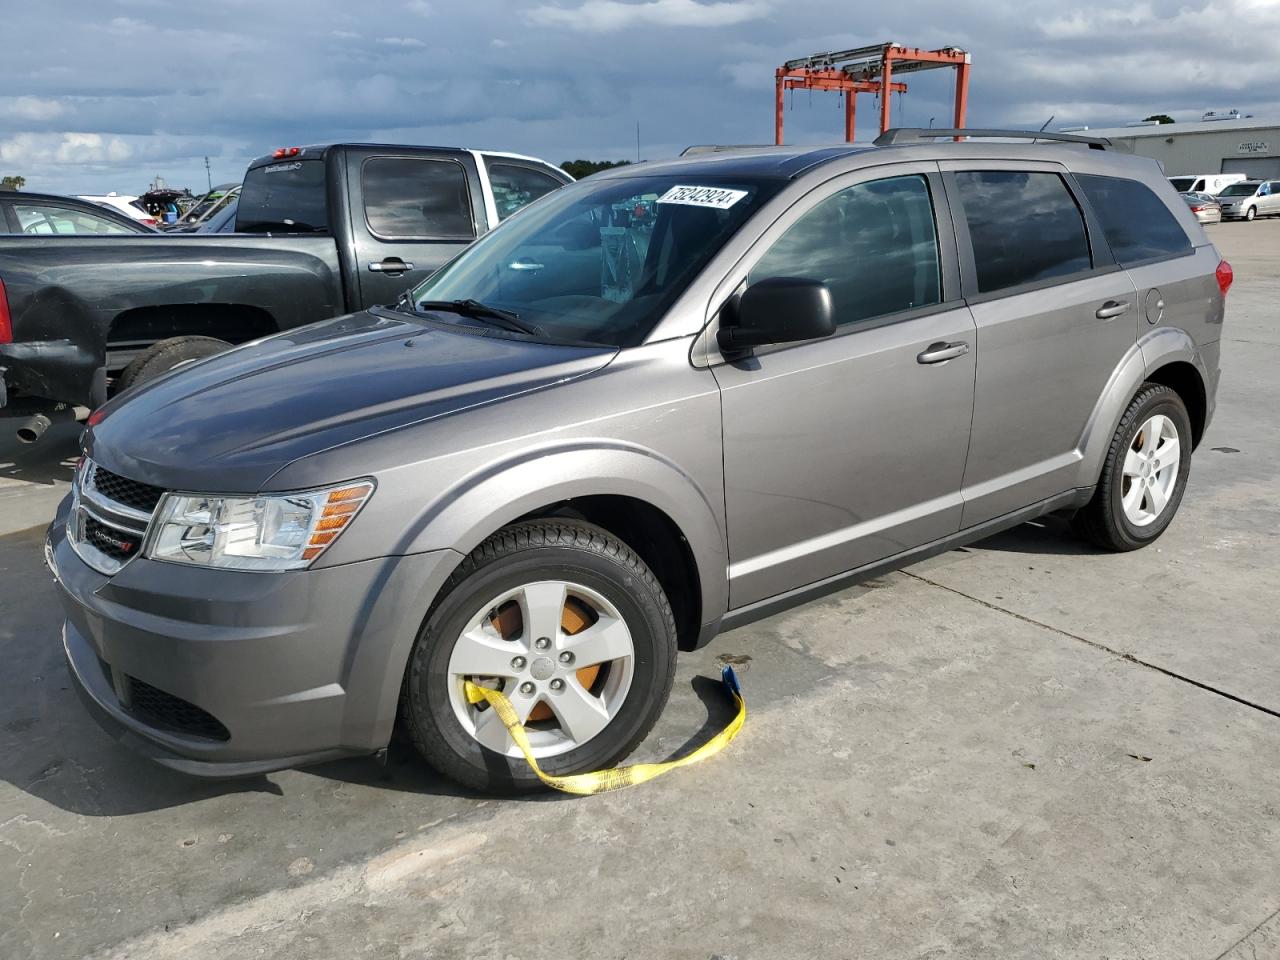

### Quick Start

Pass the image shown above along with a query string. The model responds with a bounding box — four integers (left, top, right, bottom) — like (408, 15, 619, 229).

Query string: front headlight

(146, 480, 374, 571)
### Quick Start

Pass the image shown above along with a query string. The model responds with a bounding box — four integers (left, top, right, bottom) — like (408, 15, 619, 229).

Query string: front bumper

(46, 497, 460, 777)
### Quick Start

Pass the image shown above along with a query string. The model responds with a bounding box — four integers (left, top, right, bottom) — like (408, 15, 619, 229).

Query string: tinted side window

(14, 203, 134, 235)
(485, 161, 564, 221)
(749, 174, 942, 327)
(362, 157, 474, 240)
(1076, 174, 1192, 265)
(954, 171, 1091, 294)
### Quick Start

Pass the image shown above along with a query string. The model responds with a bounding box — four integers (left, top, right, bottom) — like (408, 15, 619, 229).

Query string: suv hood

(86, 310, 616, 492)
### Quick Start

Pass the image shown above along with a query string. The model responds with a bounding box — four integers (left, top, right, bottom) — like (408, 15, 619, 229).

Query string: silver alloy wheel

(1121, 413, 1181, 527)
(446, 580, 635, 759)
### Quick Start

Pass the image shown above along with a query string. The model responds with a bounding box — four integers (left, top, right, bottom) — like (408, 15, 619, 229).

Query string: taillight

(1216, 259, 1234, 297)
(1190, 205, 1203, 213)
(142, 218, 159, 226)
(0, 277, 12, 344)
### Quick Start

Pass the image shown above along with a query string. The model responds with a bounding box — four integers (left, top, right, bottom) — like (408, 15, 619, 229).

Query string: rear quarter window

(1076, 174, 1192, 265)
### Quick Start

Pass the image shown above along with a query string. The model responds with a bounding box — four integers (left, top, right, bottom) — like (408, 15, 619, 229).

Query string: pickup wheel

(114, 336, 232, 393)
(399, 520, 678, 793)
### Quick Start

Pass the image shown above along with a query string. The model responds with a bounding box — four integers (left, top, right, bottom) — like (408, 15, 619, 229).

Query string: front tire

(1245, 205, 1257, 222)
(400, 520, 678, 793)
(1072, 383, 1192, 551)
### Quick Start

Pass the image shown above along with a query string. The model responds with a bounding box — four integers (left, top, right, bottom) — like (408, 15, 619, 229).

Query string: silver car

(1182, 191, 1222, 224)
(1217, 179, 1280, 221)
(47, 129, 1228, 792)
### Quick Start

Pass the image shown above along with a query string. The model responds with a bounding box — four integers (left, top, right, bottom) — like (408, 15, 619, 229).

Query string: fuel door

(1144, 288, 1165, 326)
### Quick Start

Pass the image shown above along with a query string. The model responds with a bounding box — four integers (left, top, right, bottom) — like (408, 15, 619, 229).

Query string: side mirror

(717, 277, 835, 357)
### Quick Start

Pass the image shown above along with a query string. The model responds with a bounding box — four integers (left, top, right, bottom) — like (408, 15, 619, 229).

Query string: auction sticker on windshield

(657, 185, 748, 209)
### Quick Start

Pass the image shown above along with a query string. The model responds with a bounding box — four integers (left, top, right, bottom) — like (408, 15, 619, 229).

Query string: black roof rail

(875, 128, 1112, 150)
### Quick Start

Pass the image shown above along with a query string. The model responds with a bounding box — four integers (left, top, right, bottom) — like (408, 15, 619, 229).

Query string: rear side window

(362, 157, 474, 240)
(237, 159, 328, 233)
(953, 171, 1092, 294)
(485, 161, 564, 221)
(1076, 174, 1192, 264)
(13, 203, 136, 235)
(749, 174, 941, 327)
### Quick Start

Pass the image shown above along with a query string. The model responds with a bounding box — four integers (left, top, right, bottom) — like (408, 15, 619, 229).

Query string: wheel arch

(1079, 330, 1213, 485)
(389, 442, 729, 651)
(107, 303, 280, 352)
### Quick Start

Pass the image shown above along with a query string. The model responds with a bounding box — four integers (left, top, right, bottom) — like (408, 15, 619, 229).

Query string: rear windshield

(1218, 182, 1259, 197)
(237, 159, 328, 233)
(1168, 177, 1195, 192)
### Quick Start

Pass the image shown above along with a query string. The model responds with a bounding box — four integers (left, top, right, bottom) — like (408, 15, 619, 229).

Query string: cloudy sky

(3, 0, 1278, 195)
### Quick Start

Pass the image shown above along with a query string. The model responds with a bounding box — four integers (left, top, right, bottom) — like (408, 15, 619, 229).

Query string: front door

(347, 149, 486, 309)
(714, 166, 977, 608)
(941, 163, 1138, 526)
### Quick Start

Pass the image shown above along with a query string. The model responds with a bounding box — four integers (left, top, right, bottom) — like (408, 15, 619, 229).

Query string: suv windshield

(409, 174, 781, 347)
(1218, 182, 1259, 197)
(237, 159, 328, 233)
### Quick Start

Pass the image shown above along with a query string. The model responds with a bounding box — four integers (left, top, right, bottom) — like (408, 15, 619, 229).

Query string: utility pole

(635, 122, 640, 163)
(204, 156, 212, 192)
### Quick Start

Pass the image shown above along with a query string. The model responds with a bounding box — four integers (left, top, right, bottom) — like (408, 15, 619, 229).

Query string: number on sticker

(657, 185, 748, 210)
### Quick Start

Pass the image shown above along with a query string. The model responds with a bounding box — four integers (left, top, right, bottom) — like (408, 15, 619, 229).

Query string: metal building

(1077, 118, 1280, 179)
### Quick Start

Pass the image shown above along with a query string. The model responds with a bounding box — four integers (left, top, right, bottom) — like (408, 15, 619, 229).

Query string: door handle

(916, 341, 970, 365)
(368, 258, 414, 273)
(507, 260, 545, 271)
(1095, 300, 1131, 320)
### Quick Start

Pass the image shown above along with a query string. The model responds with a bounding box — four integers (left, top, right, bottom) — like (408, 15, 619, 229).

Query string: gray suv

(46, 129, 1228, 792)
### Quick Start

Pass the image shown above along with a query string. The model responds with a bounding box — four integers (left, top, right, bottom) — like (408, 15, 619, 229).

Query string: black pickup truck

(0, 143, 570, 437)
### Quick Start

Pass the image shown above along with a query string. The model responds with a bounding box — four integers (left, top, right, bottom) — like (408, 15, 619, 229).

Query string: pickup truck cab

(0, 144, 569, 432)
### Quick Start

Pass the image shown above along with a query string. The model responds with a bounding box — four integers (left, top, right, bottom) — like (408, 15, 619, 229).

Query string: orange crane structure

(775, 43, 971, 144)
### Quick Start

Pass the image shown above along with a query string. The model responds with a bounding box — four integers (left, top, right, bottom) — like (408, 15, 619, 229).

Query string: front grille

(125, 676, 231, 741)
(90, 466, 165, 513)
(83, 514, 142, 563)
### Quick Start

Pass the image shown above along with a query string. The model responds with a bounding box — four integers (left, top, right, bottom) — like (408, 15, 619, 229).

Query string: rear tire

(115, 336, 231, 394)
(400, 520, 678, 793)
(1072, 383, 1192, 551)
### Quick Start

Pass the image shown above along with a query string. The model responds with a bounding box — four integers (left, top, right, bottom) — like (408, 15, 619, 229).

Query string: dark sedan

(0, 191, 156, 235)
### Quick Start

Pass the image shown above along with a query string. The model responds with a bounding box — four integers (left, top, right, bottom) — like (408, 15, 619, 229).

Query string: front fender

(392, 440, 729, 627)
(1077, 327, 1212, 487)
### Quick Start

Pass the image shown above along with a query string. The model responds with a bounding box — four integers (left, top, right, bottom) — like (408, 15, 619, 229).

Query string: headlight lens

(146, 481, 374, 571)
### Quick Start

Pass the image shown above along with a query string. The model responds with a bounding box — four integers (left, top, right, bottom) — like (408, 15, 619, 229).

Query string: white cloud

(331, 29, 360, 39)
(405, 0, 432, 15)
(0, 132, 133, 167)
(0, 96, 68, 122)
(377, 36, 427, 47)
(526, 0, 769, 32)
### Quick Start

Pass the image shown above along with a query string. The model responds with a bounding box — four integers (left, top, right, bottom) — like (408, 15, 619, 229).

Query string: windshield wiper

(416, 298, 541, 336)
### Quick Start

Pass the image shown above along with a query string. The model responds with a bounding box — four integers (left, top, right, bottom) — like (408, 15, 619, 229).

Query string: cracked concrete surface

(1, 223, 1278, 960)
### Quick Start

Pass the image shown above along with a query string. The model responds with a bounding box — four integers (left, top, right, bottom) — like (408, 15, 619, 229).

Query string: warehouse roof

(1068, 118, 1280, 140)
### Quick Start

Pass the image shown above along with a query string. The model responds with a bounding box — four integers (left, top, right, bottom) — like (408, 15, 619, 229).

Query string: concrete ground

(2, 222, 1278, 960)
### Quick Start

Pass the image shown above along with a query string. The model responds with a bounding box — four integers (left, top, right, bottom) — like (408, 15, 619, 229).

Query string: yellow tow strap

(464, 666, 746, 795)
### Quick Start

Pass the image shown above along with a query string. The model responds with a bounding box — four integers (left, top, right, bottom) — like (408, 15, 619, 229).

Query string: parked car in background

(79, 193, 160, 228)
(0, 144, 570, 434)
(0, 192, 155, 236)
(1182, 192, 1222, 224)
(1168, 173, 1246, 195)
(45, 129, 1227, 792)
(1216, 180, 1280, 221)
(195, 198, 238, 233)
(166, 183, 239, 232)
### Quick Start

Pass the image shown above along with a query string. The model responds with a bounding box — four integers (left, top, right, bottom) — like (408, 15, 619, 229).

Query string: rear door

(714, 164, 976, 607)
(943, 162, 1138, 527)
(347, 148, 486, 308)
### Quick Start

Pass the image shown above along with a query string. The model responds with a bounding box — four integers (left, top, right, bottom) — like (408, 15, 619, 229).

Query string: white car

(1167, 173, 1246, 196)
(78, 193, 158, 228)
